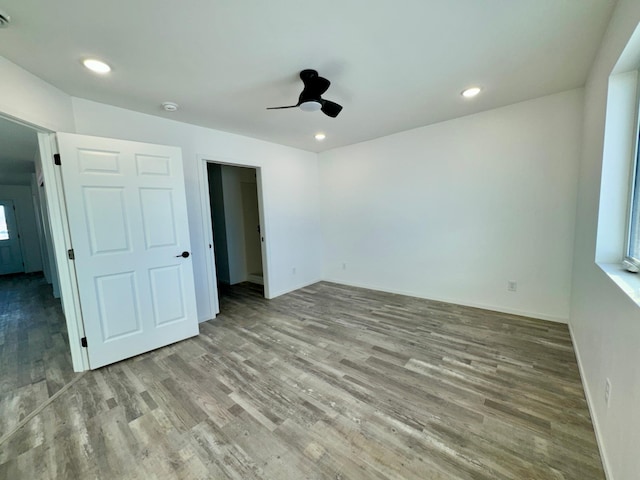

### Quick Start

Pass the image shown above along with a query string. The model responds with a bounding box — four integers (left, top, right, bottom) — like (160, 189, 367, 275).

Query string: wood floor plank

(0, 278, 605, 479)
(0, 273, 77, 437)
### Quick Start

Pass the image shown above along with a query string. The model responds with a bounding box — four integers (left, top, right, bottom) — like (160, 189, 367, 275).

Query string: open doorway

(0, 116, 76, 437)
(0, 199, 24, 274)
(203, 161, 269, 313)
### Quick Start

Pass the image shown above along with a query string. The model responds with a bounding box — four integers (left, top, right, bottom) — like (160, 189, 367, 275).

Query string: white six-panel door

(56, 133, 199, 369)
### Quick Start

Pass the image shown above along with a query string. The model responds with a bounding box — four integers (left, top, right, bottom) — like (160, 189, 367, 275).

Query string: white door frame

(197, 155, 272, 319)
(37, 132, 90, 371)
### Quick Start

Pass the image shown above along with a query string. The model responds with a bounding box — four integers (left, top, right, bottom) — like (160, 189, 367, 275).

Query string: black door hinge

(67, 248, 75, 260)
(54, 153, 61, 165)
(81, 337, 88, 348)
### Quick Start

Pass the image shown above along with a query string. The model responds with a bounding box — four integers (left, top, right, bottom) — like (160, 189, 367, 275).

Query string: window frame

(624, 73, 640, 264)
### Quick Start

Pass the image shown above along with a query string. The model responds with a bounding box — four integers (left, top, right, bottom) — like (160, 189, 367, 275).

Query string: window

(0, 205, 9, 241)
(627, 98, 640, 262)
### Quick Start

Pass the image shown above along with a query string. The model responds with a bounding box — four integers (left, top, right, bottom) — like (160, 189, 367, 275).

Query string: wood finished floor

(0, 273, 76, 439)
(0, 279, 604, 479)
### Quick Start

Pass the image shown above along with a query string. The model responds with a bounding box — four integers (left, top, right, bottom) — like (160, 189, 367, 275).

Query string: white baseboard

(321, 277, 568, 323)
(568, 323, 612, 480)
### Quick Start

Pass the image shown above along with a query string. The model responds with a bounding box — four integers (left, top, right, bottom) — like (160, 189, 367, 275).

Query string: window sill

(598, 262, 640, 306)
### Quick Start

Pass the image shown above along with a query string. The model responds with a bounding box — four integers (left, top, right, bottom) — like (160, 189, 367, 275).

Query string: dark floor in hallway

(0, 273, 76, 438)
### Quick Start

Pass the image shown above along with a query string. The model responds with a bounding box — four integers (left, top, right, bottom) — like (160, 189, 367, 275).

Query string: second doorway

(206, 163, 265, 296)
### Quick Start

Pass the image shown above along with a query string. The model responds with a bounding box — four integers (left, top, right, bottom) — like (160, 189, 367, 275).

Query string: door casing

(37, 131, 90, 371)
(197, 155, 272, 321)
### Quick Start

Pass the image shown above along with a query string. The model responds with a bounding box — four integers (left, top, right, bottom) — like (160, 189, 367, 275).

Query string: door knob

(176, 251, 190, 258)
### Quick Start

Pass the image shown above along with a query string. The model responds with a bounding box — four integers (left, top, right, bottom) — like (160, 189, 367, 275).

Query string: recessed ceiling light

(83, 58, 111, 74)
(162, 102, 179, 112)
(314, 133, 326, 141)
(461, 86, 482, 98)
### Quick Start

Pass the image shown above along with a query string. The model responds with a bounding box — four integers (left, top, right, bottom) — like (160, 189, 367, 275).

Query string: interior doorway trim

(197, 155, 272, 320)
(37, 132, 89, 371)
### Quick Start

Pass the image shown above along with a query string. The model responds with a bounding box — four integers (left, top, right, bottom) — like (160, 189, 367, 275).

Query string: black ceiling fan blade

(309, 76, 330, 96)
(267, 70, 342, 116)
(300, 69, 330, 96)
(266, 105, 299, 110)
(321, 100, 343, 118)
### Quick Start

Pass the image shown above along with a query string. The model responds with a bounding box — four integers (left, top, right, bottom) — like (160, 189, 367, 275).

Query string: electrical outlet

(605, 378, 611, 407)
(507, 281, 517, 292)
(292, 267, 296, 275)
(342, 263, 347, 270)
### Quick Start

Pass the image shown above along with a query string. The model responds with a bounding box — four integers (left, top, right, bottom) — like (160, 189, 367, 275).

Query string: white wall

(219, 165, 258, 285)
(71, 97, 322, 320)
(0, 56, 75, 132)
(320, 89, 583, 322)
(241, 180, 263, 278)
(0, 184, 43, 272)
(570, 1, 640, 479)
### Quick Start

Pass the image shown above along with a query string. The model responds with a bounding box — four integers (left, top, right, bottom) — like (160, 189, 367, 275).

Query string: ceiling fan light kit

(299, 101, 322, 112)
(267, 69, 343, 118)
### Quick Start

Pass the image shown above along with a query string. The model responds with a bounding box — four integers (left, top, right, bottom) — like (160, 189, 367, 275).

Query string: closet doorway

(204, 162, 268, 313)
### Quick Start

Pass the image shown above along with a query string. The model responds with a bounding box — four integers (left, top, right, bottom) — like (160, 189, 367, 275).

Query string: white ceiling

(0, 117, 37, 186)
(0, 1, 615, 152)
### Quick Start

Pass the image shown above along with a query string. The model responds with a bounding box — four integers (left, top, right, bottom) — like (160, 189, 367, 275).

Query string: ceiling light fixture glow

(314, 133, 326, 141)
(83, 58, 111, 74)
(299, 101, 322, 112)
(461, 86, 481, 98)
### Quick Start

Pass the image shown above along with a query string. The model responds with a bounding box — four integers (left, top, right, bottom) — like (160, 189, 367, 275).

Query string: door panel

(140, 188, 177, 248)
(84, 187, 130, 254)
(149, 265, 186, 325)
(57, 133, 199, 368)
(0, 200, 25, 275)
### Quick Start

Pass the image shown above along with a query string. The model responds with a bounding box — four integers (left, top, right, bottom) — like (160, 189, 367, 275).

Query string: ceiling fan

(267, 69, 343, 118)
